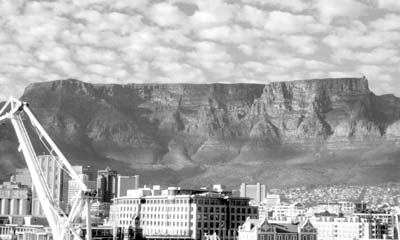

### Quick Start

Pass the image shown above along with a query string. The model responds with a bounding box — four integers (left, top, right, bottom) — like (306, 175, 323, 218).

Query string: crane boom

(0, 97, 95, 240)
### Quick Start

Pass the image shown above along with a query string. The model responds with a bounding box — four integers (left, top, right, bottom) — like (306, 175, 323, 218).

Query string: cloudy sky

(0, 0, 400, 99)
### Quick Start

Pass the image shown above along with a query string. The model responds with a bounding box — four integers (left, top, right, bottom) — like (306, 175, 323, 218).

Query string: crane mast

(0, 97, 95, 240)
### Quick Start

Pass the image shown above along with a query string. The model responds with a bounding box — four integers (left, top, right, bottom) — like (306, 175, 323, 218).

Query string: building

(338, 201, 367, 215)
(109, 187, 258, 240)
(238, 218, 317, 240)
(117, 175, 140, 198)
(308, 202, 342, 216)
(31, 155, 63, 217)
(97, 167, 118, 203)
(13, 168, 32, 188)
(0, 225, 52, 240)
(308, 215, 389, 240)
(263, 194, 281, 209)
(61, 165, 94, 211)
(272, 203, 306, 220)
(67, 174, 96, 209)
(355, 212, 398, 239)
(240, 183, 266, 205)
(0, 181, 31, 216)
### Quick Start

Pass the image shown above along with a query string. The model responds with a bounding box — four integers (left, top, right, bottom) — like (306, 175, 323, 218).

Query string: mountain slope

(1, 78, 399, 187)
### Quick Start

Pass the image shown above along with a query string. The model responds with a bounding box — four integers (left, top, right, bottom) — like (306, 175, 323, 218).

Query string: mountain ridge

(1, 77, 399, 188)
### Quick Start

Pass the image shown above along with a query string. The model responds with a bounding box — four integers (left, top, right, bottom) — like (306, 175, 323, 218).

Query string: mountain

(1, 77, 399, 188)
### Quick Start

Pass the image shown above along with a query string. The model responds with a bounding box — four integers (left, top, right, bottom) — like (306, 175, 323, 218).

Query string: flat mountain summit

(1, 77, 400, 187)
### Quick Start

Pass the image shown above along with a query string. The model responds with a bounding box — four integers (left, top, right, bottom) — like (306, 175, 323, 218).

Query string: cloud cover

(0, 0, 399, 99)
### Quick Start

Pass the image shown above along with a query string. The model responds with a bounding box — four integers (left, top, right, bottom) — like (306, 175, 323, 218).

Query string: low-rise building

(0, 181, 31, 216)
(308, 216, 389, 240)
(109, 187, 258, 240)
(273, 203, 306, 220)
(355, 212, 397, 239)
(238, 218, 317, 240)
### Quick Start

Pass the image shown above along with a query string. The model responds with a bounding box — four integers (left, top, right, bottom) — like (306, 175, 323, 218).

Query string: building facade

(97, 167, 118, 203)
(0, 181, 31, 216)
(31, 155, 63, 217)
(117, 175, 140, 198)
(67, 174, 96, 209)
(13, 168, 32, 188)
(240, 183, 266, 205)
(308, 215, 389, 240)
(109, 187, 258, 240)
(61, 165, 94, 211)
(355, 212, 398, 239)
(238, 218, 317, 240)
(272, 203, 306, 220)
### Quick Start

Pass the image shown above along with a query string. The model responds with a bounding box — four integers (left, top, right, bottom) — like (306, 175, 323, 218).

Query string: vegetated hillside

(0, 77, 399, 188)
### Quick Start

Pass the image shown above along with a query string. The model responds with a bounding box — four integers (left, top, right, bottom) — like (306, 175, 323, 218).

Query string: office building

(109, 187, 258, 240)
(240, 183, 266, 205)
(117, 175, 140, 198)
(97, 167, 118, 203)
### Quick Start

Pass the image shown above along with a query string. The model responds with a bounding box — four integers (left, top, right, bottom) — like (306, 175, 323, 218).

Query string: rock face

(1, 77, 400, 187)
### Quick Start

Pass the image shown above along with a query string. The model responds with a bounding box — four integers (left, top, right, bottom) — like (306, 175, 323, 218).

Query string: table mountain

(1, 77, 399, 188)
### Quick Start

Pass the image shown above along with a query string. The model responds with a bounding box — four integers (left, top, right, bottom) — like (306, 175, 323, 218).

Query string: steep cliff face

(1, 78, 399, 187)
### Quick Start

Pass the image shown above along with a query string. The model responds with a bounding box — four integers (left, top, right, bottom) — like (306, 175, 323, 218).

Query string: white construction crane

(0, 96, 96, 240)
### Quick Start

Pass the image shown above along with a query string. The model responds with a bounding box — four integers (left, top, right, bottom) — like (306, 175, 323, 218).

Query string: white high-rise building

(240, 183, 266, 205)
(31, 155, 62, 217)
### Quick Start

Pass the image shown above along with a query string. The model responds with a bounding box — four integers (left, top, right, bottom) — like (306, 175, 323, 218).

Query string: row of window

(141, 220, 193, 227)
(146, 199, 190, 204)
(143, 206, 190, 212)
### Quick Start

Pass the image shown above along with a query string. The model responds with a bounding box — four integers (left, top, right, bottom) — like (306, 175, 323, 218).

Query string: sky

(0, 0, 400, 100)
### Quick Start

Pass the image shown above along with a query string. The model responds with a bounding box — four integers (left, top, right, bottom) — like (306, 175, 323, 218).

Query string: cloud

(242, 0, 311, 13)
(315, 0, 367, 24)
(333, 48, 399, 64)
(323, 21, 400, 49)
(285, 35, 318, 55)
(196, 25, 263, 44)
(239, 5, 268, 27)
(148, 2, 187, 27)
(370, 14, 400, 30)
(378, 0, 400, 11)
(152, 61, 206, 83)
(189, 0, 237, 28)
(264, 11, 326, 34)
(0, 0, 400, 99)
